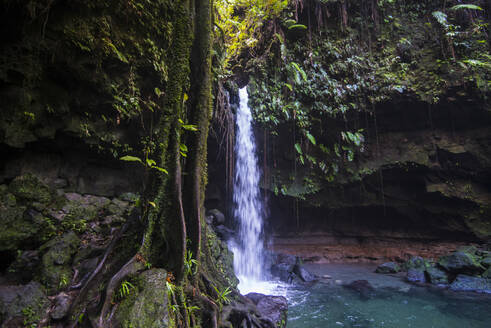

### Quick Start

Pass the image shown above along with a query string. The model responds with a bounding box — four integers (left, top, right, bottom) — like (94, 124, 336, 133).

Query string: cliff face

(266, 94, 491, 262)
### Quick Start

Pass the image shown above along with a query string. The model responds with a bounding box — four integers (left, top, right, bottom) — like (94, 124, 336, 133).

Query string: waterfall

(230, 87, 267, 294)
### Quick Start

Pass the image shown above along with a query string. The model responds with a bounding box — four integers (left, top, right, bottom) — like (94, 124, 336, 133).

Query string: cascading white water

(229, 87, 269, 294)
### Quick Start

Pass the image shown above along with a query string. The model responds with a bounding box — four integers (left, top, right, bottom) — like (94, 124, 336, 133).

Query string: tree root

(68, 221, 132, 321)
(96, 255, 145, 327)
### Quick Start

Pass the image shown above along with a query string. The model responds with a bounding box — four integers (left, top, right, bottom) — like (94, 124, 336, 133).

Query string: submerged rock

(449, 275, 491, 293)
(343, 280, 375, 300)
(245, 293, 288, 328)
(407, 269, 426, 283)
(375, 262, 400, 274)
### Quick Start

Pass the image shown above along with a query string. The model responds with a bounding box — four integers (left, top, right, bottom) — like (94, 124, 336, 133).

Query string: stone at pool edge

(449, 275, 491, 293)
(425, 266, 449, 285)
(438, 251, 483, 274)
(245, 293, 288, 328)
(375, 262, 400, 274)
(407, 268, 426, 283)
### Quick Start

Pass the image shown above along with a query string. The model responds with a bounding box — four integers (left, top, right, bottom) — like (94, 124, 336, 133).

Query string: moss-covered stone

(39, 232, 80, 293)
(115, 269, 169, 328)
(8, 174, 52, 205)
(0, 281, 50, 326)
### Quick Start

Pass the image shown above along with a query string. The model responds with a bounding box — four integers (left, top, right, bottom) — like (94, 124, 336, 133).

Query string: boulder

(292, 264, 317, 282)
(407, 269, 426, 283)
(215, 225, 235, 241)
(0, 281, 50, 327)
(39, 232, 80, 293)
(207, 209, 226, 225)
(8, 174, 52, 204)
(449, 275, 491, 293)
(405, 256, 426, 270)
(375, 262, 400, 274)
(271, 263, 294, 282)
(245, 293, 288, 328)
(438, 251, 483, 274)
(50, 292, 71, 320)
(425, 266, 448, 285)
(115, 269, 169, 328)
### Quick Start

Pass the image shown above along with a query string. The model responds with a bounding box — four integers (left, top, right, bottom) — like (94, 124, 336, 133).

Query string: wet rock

(115, 269, 169, 328)
(449, 275, 491, 293)
(438, 251, 483, 274)
(214, 224, 235, 241)
(245, 293, 288, 328)
(271, 263, 294, 282)
(343, 280, 375, 300)
(375, 262, 400, 274)
(292, 264, 317, 282)
(0, 281, 50, 327)
(207, 209, 226, 225)
(50, 292, 71, 320)
(407, 269, 426, 283)
(425, 266, 449, 285)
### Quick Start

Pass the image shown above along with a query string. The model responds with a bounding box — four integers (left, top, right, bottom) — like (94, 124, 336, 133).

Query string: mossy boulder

(0, 204, 56, 252)
(404, 256, 426, 271)
(0, 281, 49, 327)
(115, 269, 169, 328)
(39, 232, 80, 293)
(8, 174, 52, 205)
(438, 251, 483, 274)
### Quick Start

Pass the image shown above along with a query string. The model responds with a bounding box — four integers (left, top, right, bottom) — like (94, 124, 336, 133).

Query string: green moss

(8, 174, 52, 205)
(39, 232, 80, 294)
(115, 269, 169, 328)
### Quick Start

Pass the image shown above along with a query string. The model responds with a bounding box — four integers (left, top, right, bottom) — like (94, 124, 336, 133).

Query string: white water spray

(229, 87, 273, 295)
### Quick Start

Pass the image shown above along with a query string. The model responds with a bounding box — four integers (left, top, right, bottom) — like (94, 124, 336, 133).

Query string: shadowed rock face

(261, 98, 491, 263)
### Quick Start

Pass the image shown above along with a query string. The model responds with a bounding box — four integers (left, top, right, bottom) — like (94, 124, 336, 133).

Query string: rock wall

(265, 95, 491, 262)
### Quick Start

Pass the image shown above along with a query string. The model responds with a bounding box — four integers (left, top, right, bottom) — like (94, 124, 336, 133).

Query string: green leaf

(306, 132, 316, 145)
(120, 156, 143, 164)
(152, 166, 169, 174)
(284, 83, 293, 91)
(154, 88, 162, 97)
(294, 143, 302, 154)
(288, 24, 307, 30)
(146, 158, 156, 167)
(291, 62, 307, 82)
(299, 155, 304, 165)
(450, 4, 483, 11)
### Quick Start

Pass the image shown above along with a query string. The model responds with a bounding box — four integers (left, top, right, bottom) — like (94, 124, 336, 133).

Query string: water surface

(281, 264, 491, 328)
